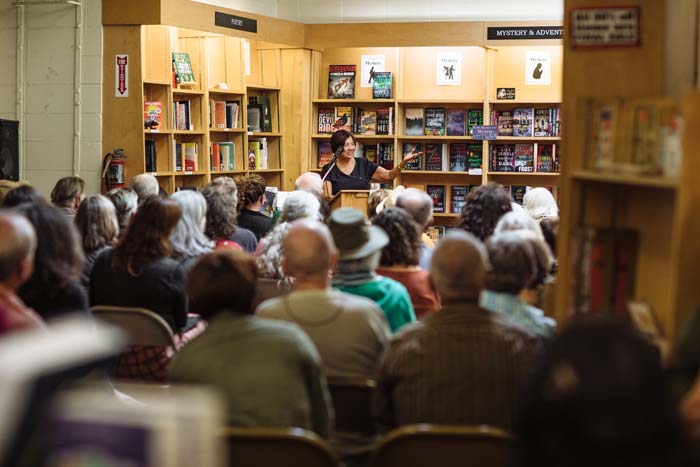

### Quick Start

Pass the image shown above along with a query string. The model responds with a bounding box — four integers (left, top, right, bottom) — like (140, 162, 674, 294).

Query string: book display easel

(309, 45, 563, 225)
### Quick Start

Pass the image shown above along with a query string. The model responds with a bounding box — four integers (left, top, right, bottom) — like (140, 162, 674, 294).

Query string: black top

(89, 248, 188, 332)
(321, 157, 379, 196)
(19, 280, 89, 322)
(229, 227, 258, 253)
(237, 209, 274, 241)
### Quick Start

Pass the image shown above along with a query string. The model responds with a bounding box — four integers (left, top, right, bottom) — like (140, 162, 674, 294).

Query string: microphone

(332, 145, 344, 162)
(321, 145, 344, 186)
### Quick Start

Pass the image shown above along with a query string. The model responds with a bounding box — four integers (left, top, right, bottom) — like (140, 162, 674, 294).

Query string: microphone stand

(321, 148, 343, 199)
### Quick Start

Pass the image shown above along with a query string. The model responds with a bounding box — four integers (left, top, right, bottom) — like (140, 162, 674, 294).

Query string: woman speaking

(321, 129, 420, 199)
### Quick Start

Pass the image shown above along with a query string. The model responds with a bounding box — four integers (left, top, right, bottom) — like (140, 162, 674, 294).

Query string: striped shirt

(376, 302, 539, 432)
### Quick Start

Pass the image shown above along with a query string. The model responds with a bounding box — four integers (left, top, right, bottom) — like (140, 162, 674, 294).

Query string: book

(446, 109, 466, 136)
(183, 142, 197, 172)
(225, 101, 240, 129)
(376, 108, 391, 135)
(317, 108, 335, 134)
(174, 100, 192, 131)
(372, 71, 392, 99)
(424, 143, 443, 171)
(402, 143, 423, 170)
(497, 110, 514, 136)
(451, 185, 470, 213)
(359, 111, 377, 135)
(213, 101, 226, 128)
(210, 143, 220, 171)
(247, 98, 262, 132)
(377, 142, 394, 170)
(174, 140, 183, 172)
(426, 185, 446, 213)
(534, 108, 552, 137)
(537, 144, 556, 172)
(467, 143, 483, 174)
(333, 106, 353, 132)
(467, 109, 483, 136)
(364, 145, 378, 164)
(589, 100, 619, 170)
(260, 187, 277, 217)
(449, 143, 467, 172)
(424, 108, 446, 136)
(143, 101, 162, 130)
(172, 51, 196, 84)
(258, 95, 273, 132)
(218, 142, 234, 170)
(513, 108, 534, 137)
(328, 64, 356, 98)
(405, 108, 424, 136)
(511, 185, 527, 204)
(318, 141, 333, 168)
(514, 144, 534, 172)
(491, 144, 515, 172)
(145, 139, 157, 173)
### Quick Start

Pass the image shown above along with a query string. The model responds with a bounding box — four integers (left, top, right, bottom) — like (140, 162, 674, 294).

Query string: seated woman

(201, 186, 245, 251)
(106, 187, 138, 237)
(168, 249, 332, 438)
(75, 195, 119, 293)
(373, 207, 440, 320)
(236, 175, 273, 241)
(170, 190, 213, 272)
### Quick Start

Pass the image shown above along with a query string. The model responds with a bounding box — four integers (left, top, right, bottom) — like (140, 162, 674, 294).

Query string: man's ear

(17, 256, 34, 286)
(329, 250, 339, 274)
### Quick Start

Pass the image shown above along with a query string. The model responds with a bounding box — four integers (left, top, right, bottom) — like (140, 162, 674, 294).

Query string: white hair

(130, 174, 159, 202)
(170, 190, 213, 260)
(494, 211, 545, 240)
(280, 190, 321, 222)
(294, 172, 322, 193)
(523, 187, 558, 221)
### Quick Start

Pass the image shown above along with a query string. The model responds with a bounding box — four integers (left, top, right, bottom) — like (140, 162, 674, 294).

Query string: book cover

(372, 72, 392, 99)
(376, 108, 391, 135)
(183, 142, 197, 172)
(426, 185, 446, 213)
(377, 142, 394, 170)
(259, 95, 273, 132)
(333, 106, 353, 132)
(511, 185, 527, 204)
(467, 144, 483, 173)
(424, 143, 443, 171)
(405, 108, 424, 136)
(364, 145, 378, 164)
(449, 143, 467, 172)
(591, 101, 618, 169)
(359, 110, 377, 135)
(514, 144, 534, 172)
(451, 185, 469, 213)
(210, 143, 220, 171)
(536, 144, 556, 172)
(213, 101, 226, 129)
(249, 141, 262, 169)
(218, 142, 234, 170)
(631, 105, 658, 172)
(175, 101, 191, 131)
(446, 109, 466, 136)
(534, 108, 552, 137)
(247, 106, 262, 132)
(497, 110, 514, 136)
(172, 52, 195, 84)
(467, 109, 483, 136)
(317, 108, 335, 134)
(424, 108, 446, 136)
(225, 101, 240, 129)
(513, 108, 534, 137)
(260, 187, 277, 218)
(174, 141, 183, 172)
(145, 140, 157, 172)
(402, 143, 423, 170)
(328, 65, 356, 99)
(318, 141, 333, 168)
(491, 144, 515, 172)
(143, 101, 162, 131)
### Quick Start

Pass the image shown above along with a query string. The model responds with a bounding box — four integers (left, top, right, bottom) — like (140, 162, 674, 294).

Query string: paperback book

(513, 108, 534, 137)
(377, 143, 395, 170)
(145, 140, 157, 172)
(497, 110, 514, 136)
(451, 185, 470, 213)
(424, 143, 443, 171)
(172, 52, 196, 84)
(359, 111, 377, 135)
(446, 109, 466, 136)
(449, 143, 467, 172)
(318, 141, 332, 168)
(364, 145, 378, 164)
(427, 185, 446, 213)
(467, 144, 483, 174)
(514, 144, 534, 172)
(372, 72, 392, 99)
(511, 185, 527, 205)
(143, 101, 162, 130)
(467, 109, 483, 136)
(218, 142, 234, 170)
(405, 108, 424, 136)
(534, 108, 552, 137)
(333, 106, 353, 132)
(402, 143, 423, 170)
(318, 108, 335, 134)
(491, 144, 516, 172)
(424, 108, 446, 136)
(328, 65, 356, 99)
(376, 108, 391, 135)
(537, 144, 557, 172)
(426, 225, 447, 243)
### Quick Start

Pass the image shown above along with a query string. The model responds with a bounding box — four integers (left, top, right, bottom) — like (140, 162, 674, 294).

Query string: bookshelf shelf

(144, 129, 172, 134)
(174, 171, 207, 176)
(487, 171, 561, 176)
(250, 169, 284, 173)
(490, 100, 562, 105)
(173, 130, 206, 135)
(143, 80, 170, 86)
(210, 128, 246, 133)
(247, 85, 281, 91)
(402, 170, 483, 176)
(148, 172, 173, 176)
(570, 170, 678, 190)
(212, 170, 247, 175)
(249, 132, 282, 137)
(433, 213, 459, 218)
(397, 136, 475, 141)
(398, 100, 484, 105)
(208, 89, 245, 95)
(494, 137, 561, 142)
(172, 88, 205, 95)
(313, 99, 396, 104)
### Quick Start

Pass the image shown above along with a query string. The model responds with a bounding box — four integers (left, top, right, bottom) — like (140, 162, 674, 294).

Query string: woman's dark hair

(112, 197, 181, 275)
(188, 249, 258, 319)
(15, 201, 84, 302)
(486, 231, 536, 294)
(540, 216, 559, 256)
(50, 176, 85, 208)
(202, 186, 237, 240)
(456, 182, 512, 241)
(236, 175, 266, 211)
(75, 195, 119, 253)
(517, 316, 694, 467)
(2, 185, 44, 208)
(330, 129, 354, 154)
(373, 207, 422, 267)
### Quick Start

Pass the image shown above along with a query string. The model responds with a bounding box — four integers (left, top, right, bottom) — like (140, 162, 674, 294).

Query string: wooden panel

(491, 45, 562, 102)
(142, 25, 171, 83)
(204, 36, 244, 91)
(261, 49, 280, 88)
(281, 49, 312, 190)
(246, 40, 263, 88)
(664, 0, 697, 98)
(225, 36, 244, 91)
(176, 36, 204, 90)
(102, 0, 161, 25)
(319, 47, 398, 100)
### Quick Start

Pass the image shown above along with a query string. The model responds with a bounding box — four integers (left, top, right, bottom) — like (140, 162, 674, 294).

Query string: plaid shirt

(479, 289, 555, 338)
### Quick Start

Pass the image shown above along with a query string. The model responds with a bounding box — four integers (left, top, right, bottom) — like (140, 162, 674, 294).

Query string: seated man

(168, 249, 333, 438)
(257, 219, 390, 380)
(376, 231, 539, 432)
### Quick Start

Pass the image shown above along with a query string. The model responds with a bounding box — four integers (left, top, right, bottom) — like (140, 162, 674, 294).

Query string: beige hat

(329, 207, 389, 260)
(375, 185, 406, 215)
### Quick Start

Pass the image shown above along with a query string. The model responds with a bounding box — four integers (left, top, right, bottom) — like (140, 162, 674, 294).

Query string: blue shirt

(479, 290, 555, 338)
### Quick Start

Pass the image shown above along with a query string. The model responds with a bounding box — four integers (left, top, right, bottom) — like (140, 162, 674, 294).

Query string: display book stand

(104, 25, 284, 194)
(308, 46, 563, 228)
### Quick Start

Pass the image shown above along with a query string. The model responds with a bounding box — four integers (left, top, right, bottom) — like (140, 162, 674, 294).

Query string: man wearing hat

(329, 208, 416, 333)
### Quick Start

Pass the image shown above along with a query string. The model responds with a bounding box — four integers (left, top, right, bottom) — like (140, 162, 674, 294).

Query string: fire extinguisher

(102, 149, 127, 192)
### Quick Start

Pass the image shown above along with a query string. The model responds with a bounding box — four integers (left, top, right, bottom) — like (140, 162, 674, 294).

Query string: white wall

(0, 0, 103, 197)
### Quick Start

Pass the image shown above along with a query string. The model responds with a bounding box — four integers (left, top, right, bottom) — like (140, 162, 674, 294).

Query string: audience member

(0, 211, 43, 334)
(539, 216, 559, 257)
(170, 190, 213, 272)
(480, 231, 555, 337)
(169, 249, 333, 438)
(456, 182, 512, 241)
(2, 184, 43, 208)
(523, 187, 558, 222)
(517, 317, 696, 467)
(0, 180, 21, 206)
(15, 201, 87, 320)
(257, 219, 390, 379)
(494, 210, 545, 239)
(50, 176, 85, 219)
(395, 188, 435, 269)
(202, 184, 257, 252)
(367, 188, 389, 220)
(375, 230, 538, 431)
(106, 188, 138, 236)
(236, 175, 273, 241)
(330, 208, 415, 332)
(373, 207, 439, 320)
(209, 176, 238, 198)
(74, 195, 119, 293)
(295, 172, 323, 193)
(130, 173, 159, 204)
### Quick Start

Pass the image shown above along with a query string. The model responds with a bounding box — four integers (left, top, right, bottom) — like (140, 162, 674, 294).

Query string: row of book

(317, 141, 395, 169)
(416, 184, 554, 214)
(209, 100, 240, 130)
(174, 100, 194, 131)
(401, 142, 482, 173)
(248, 138, 269, 170)
(209, 142, 235, 171)
(405, 108, 483, 137)
(247, 95, 273, 133)
(145, 139, 198, 173)
(318, 107, 394, 135)
(327, 65, 392, 99)
(490, 107, 561, 137)
(490, 143, 559, 173)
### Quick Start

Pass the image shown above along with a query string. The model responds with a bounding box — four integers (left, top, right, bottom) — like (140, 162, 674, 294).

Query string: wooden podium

(329, 190, 370, 217)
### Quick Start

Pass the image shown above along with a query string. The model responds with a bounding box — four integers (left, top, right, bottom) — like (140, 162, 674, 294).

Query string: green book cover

(172, 52, 195, 84)
(372, 72, 392, 99)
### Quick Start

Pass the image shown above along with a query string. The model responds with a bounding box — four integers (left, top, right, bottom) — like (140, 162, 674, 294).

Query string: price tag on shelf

(185, 171, 193, 175)
(247, 131, 253, 136)
(149, 172, 158, 176)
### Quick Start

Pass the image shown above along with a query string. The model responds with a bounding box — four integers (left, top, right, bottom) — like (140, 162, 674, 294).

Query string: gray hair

(257, 222, 292, 279)
(486, 231, 537, 295)
(209, 176, 238, 200)
(430, 230, 488, 301)
(170, 190, 213, 260)
(294, 172, 322, 193)
(0, 211, 37, 282)
(523, 187, 559, 221)
(106, 188, 138, 228)
(280, 190, 321, 222)
(396, 188, 433, 228)
(494, 211, 545, 240)
(130, 174, 159, 203)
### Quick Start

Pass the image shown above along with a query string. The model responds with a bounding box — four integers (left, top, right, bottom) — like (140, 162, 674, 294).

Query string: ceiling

(194, 0, 564, 23)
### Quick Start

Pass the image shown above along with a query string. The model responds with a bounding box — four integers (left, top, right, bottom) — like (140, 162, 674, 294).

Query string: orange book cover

(215, 101, 226, 129)
(144, 101, 162, 130)
(212, 143, 221, 171)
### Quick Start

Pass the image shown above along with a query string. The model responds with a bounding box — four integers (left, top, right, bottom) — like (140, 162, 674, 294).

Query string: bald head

(430, 230, 488, 302)
(396, 188, 433, 229)
(282, 220, 338, 282)
(0, 211, 37, 289)
(295, 172, 323, 193)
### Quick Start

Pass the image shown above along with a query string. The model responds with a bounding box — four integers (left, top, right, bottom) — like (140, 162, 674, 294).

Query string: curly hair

(75, 195, 119, 253)
(236, 175, 266, 211)
(456, 182, 512, 241)
(372, 207, 422, 267)
(202, 186, 238, 240)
